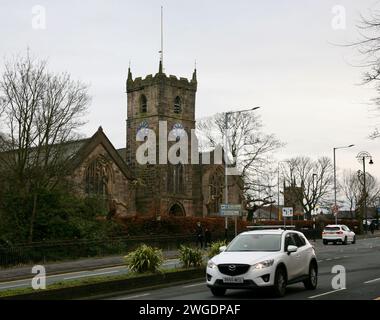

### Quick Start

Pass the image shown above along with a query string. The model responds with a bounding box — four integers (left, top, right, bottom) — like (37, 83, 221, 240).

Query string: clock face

(172, 123, 186, 138)
(136, 121, 150, 139)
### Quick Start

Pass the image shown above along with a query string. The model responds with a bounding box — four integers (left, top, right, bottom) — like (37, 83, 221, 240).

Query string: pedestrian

(195, 221, 204, 249)
(205, 228, 211, 249)
(370, 221, 375, 235)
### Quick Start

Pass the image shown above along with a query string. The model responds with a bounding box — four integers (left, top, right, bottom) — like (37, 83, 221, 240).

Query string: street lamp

(377, 197, 380, 230)
(333, 144, 355, 224)
(356, 151, 374, 234)
(277, 161, 287, 221)
(224, 106, 261, 239)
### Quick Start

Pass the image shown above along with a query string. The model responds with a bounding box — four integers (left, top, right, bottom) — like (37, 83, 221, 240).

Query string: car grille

(217, 264, 250, 276)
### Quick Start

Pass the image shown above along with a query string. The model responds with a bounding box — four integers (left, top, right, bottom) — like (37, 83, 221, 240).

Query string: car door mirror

(219, 245, 227, 253)
(287, 245, 298, 254)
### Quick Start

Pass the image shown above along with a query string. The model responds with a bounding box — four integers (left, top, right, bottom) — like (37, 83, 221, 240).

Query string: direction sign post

(220, 204, 241, 217)
(282, 207, 293, 229)
(220, 204, 242, 237)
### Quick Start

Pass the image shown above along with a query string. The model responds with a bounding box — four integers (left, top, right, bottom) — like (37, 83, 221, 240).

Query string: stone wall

(70, 143, 136, 217)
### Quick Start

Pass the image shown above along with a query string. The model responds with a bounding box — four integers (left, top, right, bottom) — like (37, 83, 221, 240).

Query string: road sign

(220, 204, 241, 216)
(332, 205, 339, 214)
(282, 207, 293, 217)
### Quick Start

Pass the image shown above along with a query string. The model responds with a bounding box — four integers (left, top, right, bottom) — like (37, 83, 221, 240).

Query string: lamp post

(333, 144, 355, 224)
(224, 106, 261, 239)
(376, 196, 380, 230)
(356, 151, 374, 234)
(312, 173, 317, 241)
(277, 161, 287, 221)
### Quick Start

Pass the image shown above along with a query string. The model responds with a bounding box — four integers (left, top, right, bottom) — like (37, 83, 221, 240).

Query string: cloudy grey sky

(1, 0, 380, 181)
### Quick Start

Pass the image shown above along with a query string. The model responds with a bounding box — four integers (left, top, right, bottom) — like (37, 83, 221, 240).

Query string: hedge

(118, 215, 249, 238)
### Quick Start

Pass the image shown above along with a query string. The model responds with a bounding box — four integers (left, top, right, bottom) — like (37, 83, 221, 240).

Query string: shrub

(124, 244, 163, 273)
(179, 245, 203, 268)
(208, 240, 227, 259)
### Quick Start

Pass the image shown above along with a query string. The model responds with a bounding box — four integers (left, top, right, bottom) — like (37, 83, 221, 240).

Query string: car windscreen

(324, 227, 340, 231)
(226, 234, 282, 252)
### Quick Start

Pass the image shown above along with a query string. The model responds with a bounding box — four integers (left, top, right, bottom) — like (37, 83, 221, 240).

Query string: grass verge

(0, 266, 205, 299)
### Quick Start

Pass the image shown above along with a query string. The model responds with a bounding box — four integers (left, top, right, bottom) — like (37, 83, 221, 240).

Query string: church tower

(125, 62, 198, 216)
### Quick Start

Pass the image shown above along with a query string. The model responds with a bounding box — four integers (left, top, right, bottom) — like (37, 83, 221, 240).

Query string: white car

(206, 229, 318, 297)
(322, 224, 356, 245)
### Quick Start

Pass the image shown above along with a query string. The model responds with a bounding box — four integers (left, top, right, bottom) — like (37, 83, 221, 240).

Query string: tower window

(140, 94, 147, 113)
(167, 164, 185, 194)
(174, 96, 182, 114)
(176, 136, 180, 157)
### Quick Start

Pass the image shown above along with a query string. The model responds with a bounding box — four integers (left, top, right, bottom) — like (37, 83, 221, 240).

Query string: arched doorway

(168, 202, 185, 216)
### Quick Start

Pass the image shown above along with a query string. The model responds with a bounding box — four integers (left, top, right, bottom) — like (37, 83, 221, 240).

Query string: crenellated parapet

(126, 63, 197, 93)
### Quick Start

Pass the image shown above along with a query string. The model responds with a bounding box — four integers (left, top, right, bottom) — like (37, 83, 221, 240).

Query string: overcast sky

(1, 0, 380, 182)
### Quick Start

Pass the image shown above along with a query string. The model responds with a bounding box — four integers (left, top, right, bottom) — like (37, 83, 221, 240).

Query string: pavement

(110, 235, 380, 300)
(0, 249, 180, 282)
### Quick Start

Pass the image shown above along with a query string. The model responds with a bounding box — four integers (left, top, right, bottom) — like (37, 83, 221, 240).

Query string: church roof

(0, 127, 134, 181)
(69, 127, 134, 180)
(116, 147, 126, 160)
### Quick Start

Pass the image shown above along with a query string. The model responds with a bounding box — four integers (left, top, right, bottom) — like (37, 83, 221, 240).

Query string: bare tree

(0, 53, 90, 242)
(338, 169, 380, 233)
(357, 171, 380, 208)
(340, 170, 361, 218)
(350, 12, 380, 138)
(197, 112, 283, 211)
(282, 156, 334, 219)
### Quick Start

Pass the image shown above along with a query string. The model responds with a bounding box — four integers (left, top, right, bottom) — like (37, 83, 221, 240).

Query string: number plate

(222, 276, 244, 284)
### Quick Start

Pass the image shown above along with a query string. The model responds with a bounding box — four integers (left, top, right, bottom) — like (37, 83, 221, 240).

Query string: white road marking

(97, 266, 124, 272)
(121, 293, 150, 300)
(308, 288, 346, 299)
(63, 270, 119, 280)
(183, 282, 205, 288)
(317, 260, 323, 263)
(326, 258, 332, 261)
(364, 278, 380, 284)
(0, 283, 28, 290)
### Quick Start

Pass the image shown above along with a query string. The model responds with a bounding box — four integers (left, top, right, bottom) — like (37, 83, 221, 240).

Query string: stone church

(71, 61, 243, 218)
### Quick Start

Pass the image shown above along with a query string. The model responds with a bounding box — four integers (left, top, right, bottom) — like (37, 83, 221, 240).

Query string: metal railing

(0, 233, 225, 268)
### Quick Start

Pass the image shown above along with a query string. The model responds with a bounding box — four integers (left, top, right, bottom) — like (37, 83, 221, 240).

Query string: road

(110, 237, 380, 300)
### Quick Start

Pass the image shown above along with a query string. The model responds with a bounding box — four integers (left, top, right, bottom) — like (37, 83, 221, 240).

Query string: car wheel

(303, 262, 318, 290)
(343, 236, 348, 245)
(323, 240, 328, 245)
(352, 236, 356, 244)
(273, 267, 287, 297)
(333, 241, 337, 245)
(210, 287, 226, 297)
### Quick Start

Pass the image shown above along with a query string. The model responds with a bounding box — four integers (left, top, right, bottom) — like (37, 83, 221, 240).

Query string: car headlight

(207, 260, 217, 269)
(252, 259, 274, 270)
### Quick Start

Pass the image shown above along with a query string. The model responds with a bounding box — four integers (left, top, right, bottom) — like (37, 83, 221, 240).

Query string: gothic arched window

(167, 164, 185, 194)
(84, 155, 114, 198)
(140, 94, 147, 113)
(174, 96, 181, 114)
(208, 167, 224, 214)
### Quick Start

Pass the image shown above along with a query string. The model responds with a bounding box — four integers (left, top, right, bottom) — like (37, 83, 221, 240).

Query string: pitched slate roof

(68, 127, 134, 180)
